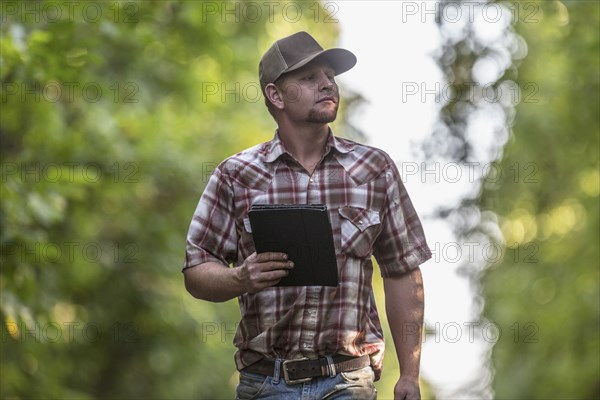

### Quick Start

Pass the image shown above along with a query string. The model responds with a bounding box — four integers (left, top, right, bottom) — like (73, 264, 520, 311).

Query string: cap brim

(277, 48, 357, 81)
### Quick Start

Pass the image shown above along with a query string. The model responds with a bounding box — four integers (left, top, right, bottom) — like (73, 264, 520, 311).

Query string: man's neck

(277, 124, 330, 172)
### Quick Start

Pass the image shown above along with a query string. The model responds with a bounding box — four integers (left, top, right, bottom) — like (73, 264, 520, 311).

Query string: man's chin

(307, 110, 338, 124)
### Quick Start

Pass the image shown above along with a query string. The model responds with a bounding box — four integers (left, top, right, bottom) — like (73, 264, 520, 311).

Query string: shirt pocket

(338, 206, 381, 258)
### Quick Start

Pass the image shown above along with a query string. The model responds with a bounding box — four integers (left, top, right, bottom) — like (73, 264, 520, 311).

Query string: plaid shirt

(183, 131, 431, 380)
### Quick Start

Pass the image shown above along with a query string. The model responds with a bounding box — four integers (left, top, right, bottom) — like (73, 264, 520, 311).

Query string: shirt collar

(263, 128, 355, 163)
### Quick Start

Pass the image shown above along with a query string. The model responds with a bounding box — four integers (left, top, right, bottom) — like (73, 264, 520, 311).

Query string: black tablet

(248, 204, 339, 287)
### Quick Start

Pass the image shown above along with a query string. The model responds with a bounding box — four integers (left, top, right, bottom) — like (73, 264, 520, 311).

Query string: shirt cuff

(182, 251, 227, 272)
(379, 244, 432, 278)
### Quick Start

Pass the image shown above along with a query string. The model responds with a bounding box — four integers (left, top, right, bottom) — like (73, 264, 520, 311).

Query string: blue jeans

(235, 364, 377, 400)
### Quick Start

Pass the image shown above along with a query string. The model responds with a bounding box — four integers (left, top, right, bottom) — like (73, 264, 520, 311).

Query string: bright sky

(335, 1, 505, 398)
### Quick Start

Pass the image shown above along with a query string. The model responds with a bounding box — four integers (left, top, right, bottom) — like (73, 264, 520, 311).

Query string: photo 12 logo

(426, 240, 539, 265)
(1, 162, 139, 184)
(1, 1, 140, 24)
(1, 241, 139, 265)
(3, 320, 139, 343)
(400, 1, 541, 24)
(199, 1, 339, 23)
(2, 81, 139, 104)
(399, 161, 540, 185)
(422, 321, 539, 344)
(400, 81, 539, 105)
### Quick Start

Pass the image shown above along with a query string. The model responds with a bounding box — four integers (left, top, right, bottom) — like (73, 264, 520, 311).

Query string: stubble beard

(306, 103, 338, 124)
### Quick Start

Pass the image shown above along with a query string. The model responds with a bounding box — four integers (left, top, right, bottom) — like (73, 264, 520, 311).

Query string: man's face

(277, 62, 339, 124)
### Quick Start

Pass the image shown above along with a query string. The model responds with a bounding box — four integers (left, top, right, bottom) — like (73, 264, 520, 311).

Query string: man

(183, 31, 431, 400)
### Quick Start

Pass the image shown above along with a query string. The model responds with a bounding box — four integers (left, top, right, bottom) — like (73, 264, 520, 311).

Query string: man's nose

(317, 71, 335, 90)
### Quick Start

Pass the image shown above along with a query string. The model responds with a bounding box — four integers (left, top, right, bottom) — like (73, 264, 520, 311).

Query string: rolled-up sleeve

(183, 167, 237, 271)
(373, 163, 432, 277)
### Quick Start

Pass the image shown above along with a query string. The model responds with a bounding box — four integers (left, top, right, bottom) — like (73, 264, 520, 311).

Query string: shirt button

(309, 178, 314, 183)
(358, 220, 364, 225)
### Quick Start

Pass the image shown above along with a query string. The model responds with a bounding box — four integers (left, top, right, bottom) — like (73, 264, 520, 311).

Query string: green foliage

(480, 1, 600, 398)
(433, 0, 599, 398)
(434, 1, 600, 399)
(1, 1, 341, 398)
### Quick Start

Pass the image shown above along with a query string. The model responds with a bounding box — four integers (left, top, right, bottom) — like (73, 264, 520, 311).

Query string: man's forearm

(184, 262, 246, 302)
(384, 267, 425, 380)
(183, 253, 293, 302)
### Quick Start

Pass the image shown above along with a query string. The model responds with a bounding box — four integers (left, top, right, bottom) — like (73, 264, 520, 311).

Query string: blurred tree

(1, 1, 341, 398)
(432, 0, 599, 398)
(480, 1, 599, 398)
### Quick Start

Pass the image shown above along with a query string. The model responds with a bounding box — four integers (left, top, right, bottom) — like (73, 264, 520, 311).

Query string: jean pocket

(339, 206, 381, 258)
(236, 371, 270, 400)
(339, 366, 375, 383)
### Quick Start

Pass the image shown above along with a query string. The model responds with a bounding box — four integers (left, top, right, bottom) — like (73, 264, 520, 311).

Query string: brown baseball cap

(259, 31, 357, 92)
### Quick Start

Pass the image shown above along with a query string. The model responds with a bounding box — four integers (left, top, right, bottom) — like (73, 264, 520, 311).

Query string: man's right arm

(183, 252, 294, 302)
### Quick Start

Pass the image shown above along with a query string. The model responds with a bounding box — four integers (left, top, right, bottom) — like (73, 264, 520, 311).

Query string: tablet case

(248, 204, 339, 287)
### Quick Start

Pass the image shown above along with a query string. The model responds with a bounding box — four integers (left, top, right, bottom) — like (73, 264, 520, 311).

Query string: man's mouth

(317, 97, 337, 104)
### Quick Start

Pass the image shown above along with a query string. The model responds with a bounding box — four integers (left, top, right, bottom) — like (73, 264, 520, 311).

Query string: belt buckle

(282, 357, 312, 385)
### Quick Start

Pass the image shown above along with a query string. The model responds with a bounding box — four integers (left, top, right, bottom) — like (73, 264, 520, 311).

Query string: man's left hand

(394, 376, 421, 400)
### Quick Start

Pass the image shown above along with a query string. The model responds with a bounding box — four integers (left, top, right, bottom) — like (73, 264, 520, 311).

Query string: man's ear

(264, 83, 285, 110)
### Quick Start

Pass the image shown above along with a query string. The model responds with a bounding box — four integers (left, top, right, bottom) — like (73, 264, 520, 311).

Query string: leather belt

(241, 354, 371, 385)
